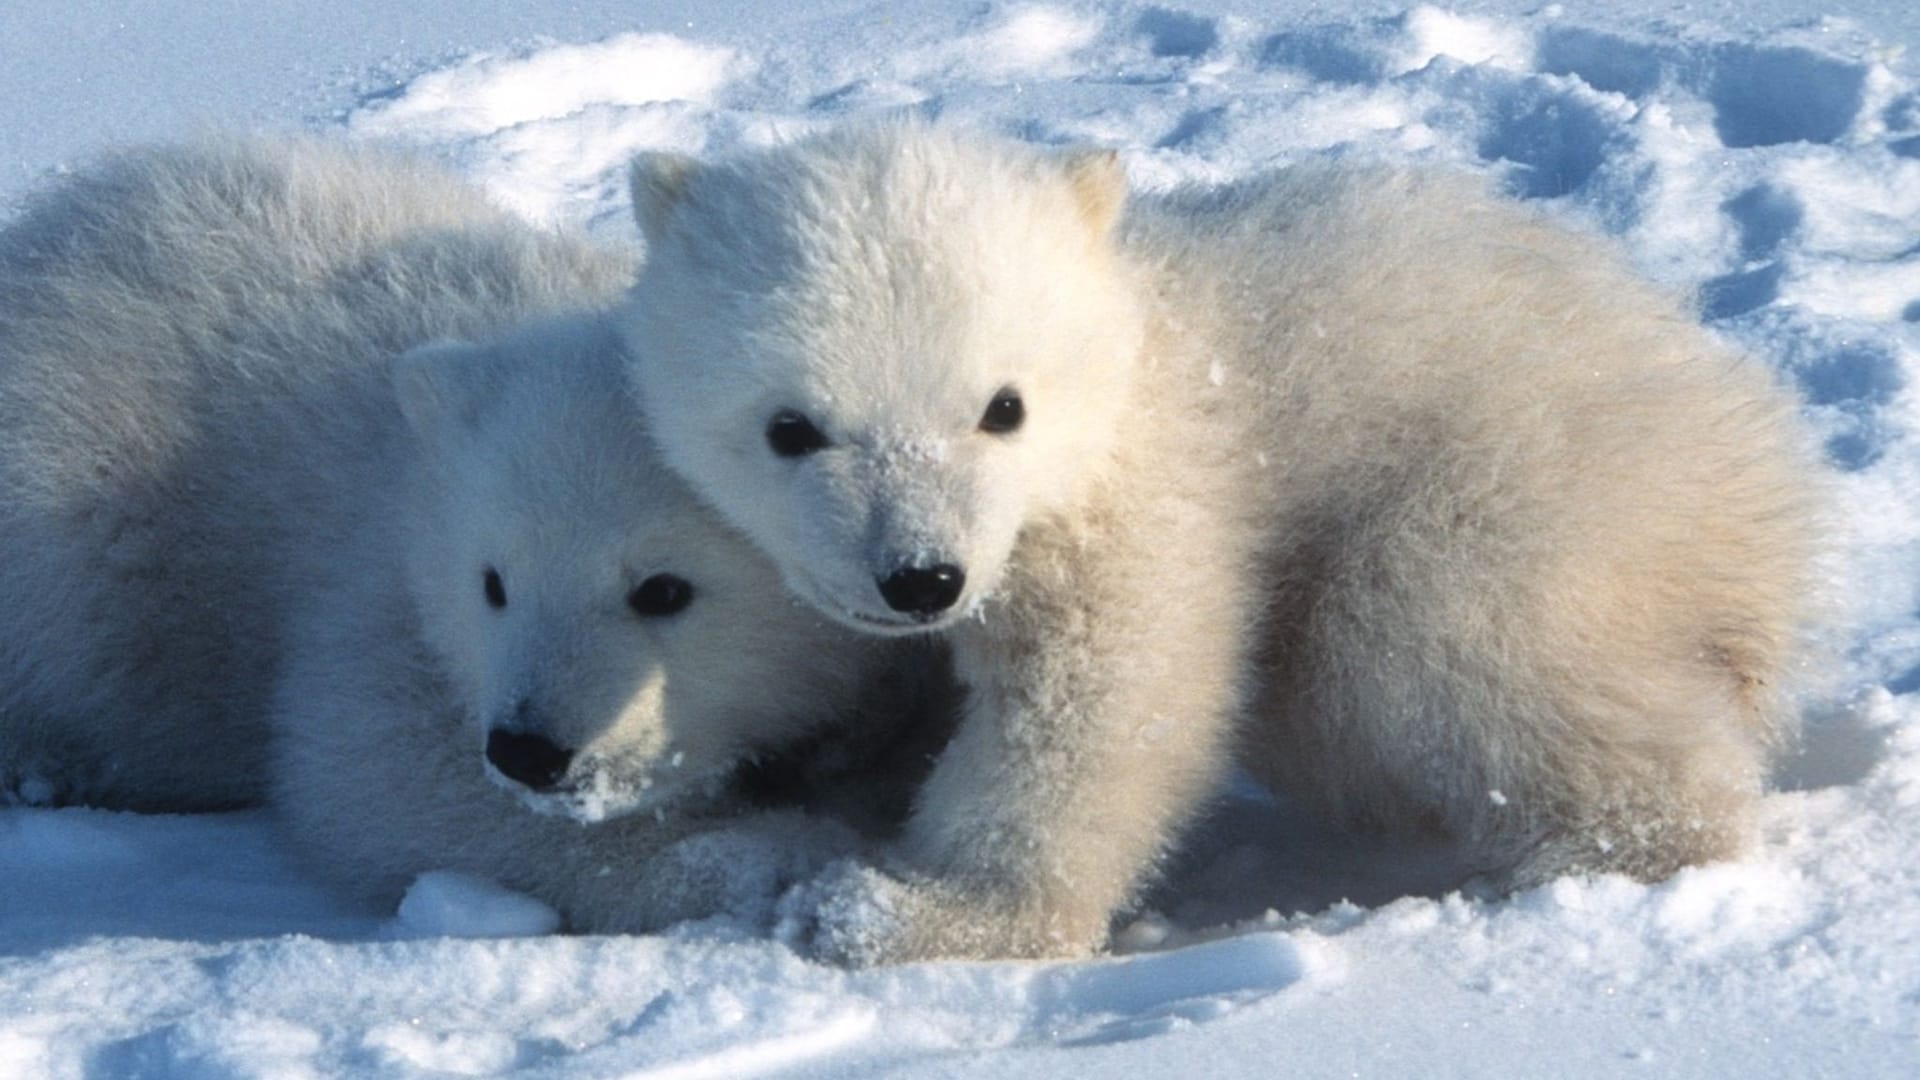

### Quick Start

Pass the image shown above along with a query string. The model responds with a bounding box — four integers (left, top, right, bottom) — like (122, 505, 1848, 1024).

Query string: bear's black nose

(485, 729, 574, 791)
(877, 563, 967, 617)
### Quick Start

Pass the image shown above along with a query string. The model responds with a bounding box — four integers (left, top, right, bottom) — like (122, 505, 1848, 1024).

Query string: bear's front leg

(795, 509, 1255, 963)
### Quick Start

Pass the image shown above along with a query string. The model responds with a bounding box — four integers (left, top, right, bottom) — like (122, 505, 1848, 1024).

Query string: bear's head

(619, 121, 1145, 635)
(394, 315, 874, 822)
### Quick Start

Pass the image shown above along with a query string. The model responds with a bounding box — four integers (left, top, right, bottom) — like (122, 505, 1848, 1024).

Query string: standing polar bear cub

(621, 121, 1821, 963)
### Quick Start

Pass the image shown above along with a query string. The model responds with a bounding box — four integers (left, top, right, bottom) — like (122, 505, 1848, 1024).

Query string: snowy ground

(4, 2, 1920, 1077)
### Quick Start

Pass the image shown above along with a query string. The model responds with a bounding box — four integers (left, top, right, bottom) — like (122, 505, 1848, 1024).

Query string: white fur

(0, 137, 932, 931)
(624, 136, 1141, 631)
(272, 316, 921, 930)
(0, 136, 632, 809)
(620, 121, 1823, 963)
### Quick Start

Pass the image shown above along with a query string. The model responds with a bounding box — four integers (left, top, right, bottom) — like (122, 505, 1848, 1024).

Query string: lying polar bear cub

(621, 121, 1823, 963)
(0, 136, 931, 932)
(0, 134, 639, 811)
(272, 314, 928, 930)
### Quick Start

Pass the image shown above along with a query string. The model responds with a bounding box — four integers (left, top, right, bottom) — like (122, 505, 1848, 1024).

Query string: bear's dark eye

(766, 410, 829, 458)
(629, 574, 695, 617)
(483, 567, 507, 610)
(979, 388, 1025, 434)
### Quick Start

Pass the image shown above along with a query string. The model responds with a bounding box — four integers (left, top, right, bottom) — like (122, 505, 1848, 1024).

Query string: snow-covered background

(4, 1, 1920, 1076)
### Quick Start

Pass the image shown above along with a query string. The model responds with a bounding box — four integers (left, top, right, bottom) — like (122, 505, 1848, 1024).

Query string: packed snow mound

(395, 872, 564, 940)
(3, 2, 1919, 1078)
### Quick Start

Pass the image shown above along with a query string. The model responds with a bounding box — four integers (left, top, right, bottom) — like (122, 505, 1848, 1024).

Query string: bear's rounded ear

(629, 151, 700, 252)
(393, 339, 501, 440)
(1058, 147, 1127, 239)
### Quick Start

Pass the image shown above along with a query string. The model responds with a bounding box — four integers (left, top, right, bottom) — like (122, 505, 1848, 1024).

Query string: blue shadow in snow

(1479, 92, 1613, 199)
(1156, 105, 1230, 151)
(1706, 44, 1865, 148)
(1788, 342, 1903, 473)
(1135, 8, 1220, 59)
(1535, 27, 1866, 149)
(1794, 343, 1905, 408)
(1701, 262, 1784, 320)
(1258, 21, 1392, 85)
(1824, 430, 1882, 472)
(1722, 184, 1802, 262)
(1535, 26, 1669, 98)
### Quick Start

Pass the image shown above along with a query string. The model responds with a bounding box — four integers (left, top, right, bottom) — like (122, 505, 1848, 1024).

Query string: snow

(4, 0, 1920, 1076)
(346, 34, 744, 142)
(395, 873, 564, 940)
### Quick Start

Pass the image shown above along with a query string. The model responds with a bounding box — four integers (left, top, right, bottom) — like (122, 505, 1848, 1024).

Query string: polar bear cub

(620, 121, 1821, 962)
(0, 136, 632, 810)
(0, 136, 918, 930)
(270, 316, 909, 931)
